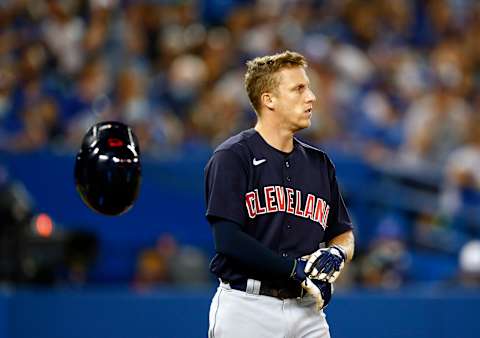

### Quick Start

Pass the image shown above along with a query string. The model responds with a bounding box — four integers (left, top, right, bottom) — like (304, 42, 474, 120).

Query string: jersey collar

(251, 129, 299, 159)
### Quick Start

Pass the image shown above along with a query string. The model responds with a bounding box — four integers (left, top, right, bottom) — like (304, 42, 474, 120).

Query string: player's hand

(305, 245, 346, 283)
(301, 277, 333, 311)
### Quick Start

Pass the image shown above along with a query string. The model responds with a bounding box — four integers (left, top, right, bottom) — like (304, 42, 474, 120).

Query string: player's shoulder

(213, 129, 257, 155)
(294, 138, 338, 176)
(295, 138, 333, 162)
(205, 129, 256, 171)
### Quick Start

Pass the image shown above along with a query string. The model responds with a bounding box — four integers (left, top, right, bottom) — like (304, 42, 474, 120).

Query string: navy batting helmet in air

(74, 121, 141, 216)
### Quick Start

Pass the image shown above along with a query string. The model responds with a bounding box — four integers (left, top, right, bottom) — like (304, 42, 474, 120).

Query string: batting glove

(301, 277, 333, 311)
(305, 245, 347, 283)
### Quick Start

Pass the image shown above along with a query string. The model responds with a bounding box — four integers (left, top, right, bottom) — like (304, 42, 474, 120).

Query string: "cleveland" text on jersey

(245, 186, 330, 230)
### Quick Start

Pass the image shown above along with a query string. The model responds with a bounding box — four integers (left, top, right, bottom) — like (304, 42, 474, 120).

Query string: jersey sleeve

(323, 161, 353, 243)
(204, 149, 249, 226)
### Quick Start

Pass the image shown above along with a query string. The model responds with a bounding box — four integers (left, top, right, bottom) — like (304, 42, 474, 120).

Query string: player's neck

(254, 121, 294, 153)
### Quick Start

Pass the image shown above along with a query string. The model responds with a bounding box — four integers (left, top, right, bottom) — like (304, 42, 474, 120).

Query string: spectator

(358, 213, 411, 289)
(133, 234, 210, 289)
(441, 118, 480, 235)
(400, 80, 470, 168)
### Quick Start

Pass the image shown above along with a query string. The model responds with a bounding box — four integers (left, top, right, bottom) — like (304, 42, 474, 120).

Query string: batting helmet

(74, 121, 141, 216)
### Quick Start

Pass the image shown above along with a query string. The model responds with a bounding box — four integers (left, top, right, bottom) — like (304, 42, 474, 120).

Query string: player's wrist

(330, 245, 347, 261)
(289, 258, 307, 282)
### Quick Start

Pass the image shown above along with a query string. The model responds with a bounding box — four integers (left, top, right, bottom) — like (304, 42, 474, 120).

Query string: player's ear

(261, 92, 275, 110)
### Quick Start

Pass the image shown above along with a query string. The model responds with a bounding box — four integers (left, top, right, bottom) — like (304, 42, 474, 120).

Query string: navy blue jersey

(204, 128, 353, 283)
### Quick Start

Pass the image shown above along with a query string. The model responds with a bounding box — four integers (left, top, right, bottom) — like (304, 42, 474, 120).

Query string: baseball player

(204, 51, 355, 338)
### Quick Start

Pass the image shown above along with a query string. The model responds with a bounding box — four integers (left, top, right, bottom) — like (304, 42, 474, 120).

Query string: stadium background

(1, 0, 480, 337)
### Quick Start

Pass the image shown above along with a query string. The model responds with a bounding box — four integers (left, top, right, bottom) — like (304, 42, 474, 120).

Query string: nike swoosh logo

(253, 158, 267, 166)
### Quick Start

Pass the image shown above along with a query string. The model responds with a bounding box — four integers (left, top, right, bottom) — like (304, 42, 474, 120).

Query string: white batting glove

(305, 245, 346, 283)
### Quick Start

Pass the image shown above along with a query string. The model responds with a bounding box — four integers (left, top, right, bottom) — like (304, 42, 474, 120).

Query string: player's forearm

(211, 218, 293, 279)
(327, 230, 354, 262)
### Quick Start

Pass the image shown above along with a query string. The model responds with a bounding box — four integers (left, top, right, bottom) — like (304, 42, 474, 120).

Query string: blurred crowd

(2, 0, 480, 289)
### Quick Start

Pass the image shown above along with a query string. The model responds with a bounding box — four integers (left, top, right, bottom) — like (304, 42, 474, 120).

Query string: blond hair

(244, 51, 307, 114)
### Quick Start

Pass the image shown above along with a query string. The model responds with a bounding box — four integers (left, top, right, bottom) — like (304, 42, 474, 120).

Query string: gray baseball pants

(208, 280, 331, 338)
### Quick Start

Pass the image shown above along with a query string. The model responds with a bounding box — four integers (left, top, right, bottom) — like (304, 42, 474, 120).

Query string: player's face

(272, 67, 316, 132)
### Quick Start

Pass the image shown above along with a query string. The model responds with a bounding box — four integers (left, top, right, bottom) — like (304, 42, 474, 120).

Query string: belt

(223, 279, 304, 300)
